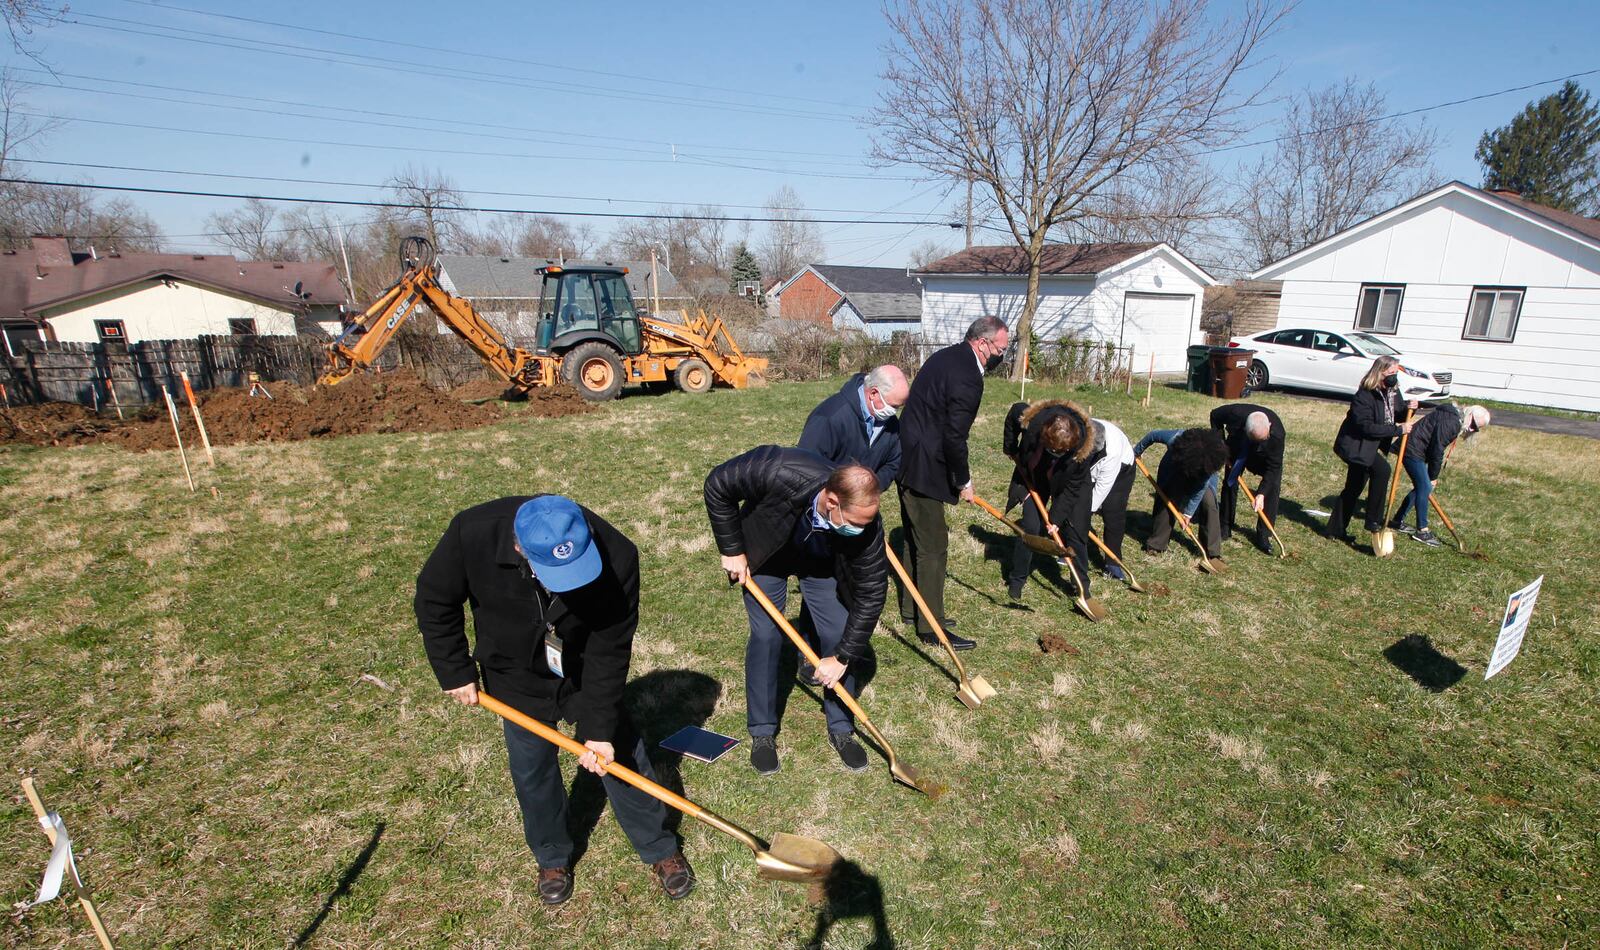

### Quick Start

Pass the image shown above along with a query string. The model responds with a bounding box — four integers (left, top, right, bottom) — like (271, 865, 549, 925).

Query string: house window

(2, 321, 41, 357)
(1354, 284, 1404, 333)
(94, 320, 127, 343)
(229, 318, 258, 336)
(1463, 287, 1524, 343)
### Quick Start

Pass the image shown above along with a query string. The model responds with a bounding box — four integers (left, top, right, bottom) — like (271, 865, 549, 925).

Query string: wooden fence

(0, 333, 496, 407)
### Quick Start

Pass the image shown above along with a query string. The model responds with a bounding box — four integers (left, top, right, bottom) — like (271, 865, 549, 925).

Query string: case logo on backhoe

(386, 300, 413, 330)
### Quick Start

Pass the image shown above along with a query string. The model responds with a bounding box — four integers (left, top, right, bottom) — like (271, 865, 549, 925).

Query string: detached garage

(914, 242, 1216, 372)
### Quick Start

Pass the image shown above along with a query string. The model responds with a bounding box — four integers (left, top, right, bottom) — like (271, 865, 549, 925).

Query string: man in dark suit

(895, 315, 1009, 650)
(415, 495, 695, 905)
(1209, 403, 1285, 555)
(798, 365, 909, 489)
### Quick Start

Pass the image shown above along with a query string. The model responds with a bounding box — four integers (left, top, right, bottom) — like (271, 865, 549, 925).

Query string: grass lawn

(3, 377, 1597, 949)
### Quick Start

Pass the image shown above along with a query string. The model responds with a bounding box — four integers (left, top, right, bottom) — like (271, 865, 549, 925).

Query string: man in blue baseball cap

(416, 494, 695, 905)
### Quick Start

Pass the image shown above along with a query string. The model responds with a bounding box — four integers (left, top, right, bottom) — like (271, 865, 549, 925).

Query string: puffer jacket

(1334, 386, 1407, 465)
(1405, 403, 1462, 478)
(703, 445, 887, 661)
(1002, 399, 1100, 529)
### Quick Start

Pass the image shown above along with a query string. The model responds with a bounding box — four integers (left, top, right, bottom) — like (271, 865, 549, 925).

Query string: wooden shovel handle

(1135, 457, 1209, 553)
(882, 544, 971, 680)
(1384, 407, 1416, 516)
(739, 578, 886, 744)
(1237, 481, 1285, 549)
(969, 493, 1024, 536)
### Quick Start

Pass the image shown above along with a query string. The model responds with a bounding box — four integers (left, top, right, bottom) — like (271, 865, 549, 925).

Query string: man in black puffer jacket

(1002, 399, 1099, 601)
(704, 445, 888, 776)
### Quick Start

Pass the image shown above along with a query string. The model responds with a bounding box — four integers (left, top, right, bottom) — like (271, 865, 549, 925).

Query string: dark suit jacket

(897, 342, 985, 503)
(1334, 387, 1407, 466)
(415, 497, 638, 743)
(798, 374, 901, 489)
(1210, 403, 1285, 496)
(703, 445, 887, 661)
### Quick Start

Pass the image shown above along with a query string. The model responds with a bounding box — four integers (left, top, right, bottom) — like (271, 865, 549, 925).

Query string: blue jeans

(742, 570, 856, 737)
(502, 715, 677, 869)
(1392, 456, 1433, 530)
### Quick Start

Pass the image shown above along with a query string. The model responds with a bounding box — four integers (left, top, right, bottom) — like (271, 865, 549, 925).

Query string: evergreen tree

(1476, 81, 1600, 213)
(729, 243, 763, 294)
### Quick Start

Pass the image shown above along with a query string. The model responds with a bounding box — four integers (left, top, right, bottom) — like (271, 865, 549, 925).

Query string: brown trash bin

(1209, 347, 1254, 399)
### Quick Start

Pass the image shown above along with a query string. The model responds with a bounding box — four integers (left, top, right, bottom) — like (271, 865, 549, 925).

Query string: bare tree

(872, 0, 1285, 369)
(205, 198, 300, 260)
(609, 206, 734, 278)
(907, 239, 956, 269)
(3, 0, 63, 63)
(384, 164, 467, 251)
(465, 214, 598, 260)
(1237, 79, 1439, 269)
(758, 185, 825, 282)
(1059, 157, 1225, 252)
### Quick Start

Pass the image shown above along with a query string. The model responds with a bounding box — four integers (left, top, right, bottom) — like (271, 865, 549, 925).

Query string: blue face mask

(828, 508, 866, 537)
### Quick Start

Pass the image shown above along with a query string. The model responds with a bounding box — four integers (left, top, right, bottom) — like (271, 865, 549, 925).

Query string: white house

(914, 243, 1217, 372)
(0, 237, 345, 354)
(1251, 181, 1600, 413)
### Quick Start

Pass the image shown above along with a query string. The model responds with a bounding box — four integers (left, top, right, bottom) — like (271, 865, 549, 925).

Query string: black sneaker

(1413, 529, 1443, 548)
(537, 866, 574, 905)
(828, 731, 870, 772)
(1389, 521, 1416, 536)
(1253, 536, 1274, 556)
(750, 736, 779, 775)
(919, 630, 976, 651)
(650, 852, 696, 901)
(1007, 579, 1025, 600)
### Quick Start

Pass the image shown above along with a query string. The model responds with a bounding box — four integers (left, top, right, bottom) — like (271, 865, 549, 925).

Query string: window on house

(94, 320, 126, 343)
(1463, 287, 1524, 342)
(1354, 284, 1404, 333)
(2, 321, 41, 357)
(229, 318, 258, 336)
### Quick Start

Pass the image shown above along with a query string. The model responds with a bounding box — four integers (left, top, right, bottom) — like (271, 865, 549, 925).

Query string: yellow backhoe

(320, 236, 767, 401)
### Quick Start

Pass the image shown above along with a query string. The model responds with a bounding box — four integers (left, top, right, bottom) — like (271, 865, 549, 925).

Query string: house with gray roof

(771, 263, 923, 340)
(435, 253, 686, 341)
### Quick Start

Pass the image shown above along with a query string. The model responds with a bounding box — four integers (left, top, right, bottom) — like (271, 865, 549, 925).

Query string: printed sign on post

(1486, 575, 1543, 680)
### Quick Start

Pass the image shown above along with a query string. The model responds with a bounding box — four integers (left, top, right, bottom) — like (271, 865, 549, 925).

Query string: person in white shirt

(1088, 419, 1136, 580)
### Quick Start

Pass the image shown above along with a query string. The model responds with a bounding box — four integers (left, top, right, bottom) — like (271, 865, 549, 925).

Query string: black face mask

(1383, 375, 1398, 388)
(982, 345, 1003, 373)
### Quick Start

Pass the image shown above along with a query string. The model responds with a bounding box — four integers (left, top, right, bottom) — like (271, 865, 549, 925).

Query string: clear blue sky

(8, 0, 1599, 272)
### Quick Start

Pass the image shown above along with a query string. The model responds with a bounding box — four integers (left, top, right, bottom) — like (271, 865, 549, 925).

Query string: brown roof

(1481, 188, 1600, 246)
(0, 237, 346, 322)
(915, 242, 1158, 276)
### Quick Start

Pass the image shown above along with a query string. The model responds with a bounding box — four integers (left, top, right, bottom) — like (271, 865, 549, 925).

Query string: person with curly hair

(1133, 427, 1229, 565)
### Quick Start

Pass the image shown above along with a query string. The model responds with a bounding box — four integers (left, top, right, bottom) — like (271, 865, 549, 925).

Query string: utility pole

(336, 222, 356, 307)
(965, 174, 974, 249)
(649, 247, 661, 313)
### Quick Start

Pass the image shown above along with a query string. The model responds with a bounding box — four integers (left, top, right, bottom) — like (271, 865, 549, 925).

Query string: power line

(64, 14, 856, 124)
(16, 111, 915, 181)
(10, 67, 865, 160)
(115, 0, 856, 111)
(0, 177, 965, 228)
(7, 158, 955, 220)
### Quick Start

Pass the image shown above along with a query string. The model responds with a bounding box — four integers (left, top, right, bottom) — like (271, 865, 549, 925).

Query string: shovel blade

(1022, 533, 1068, 556)
(967, 674, 997, 700)
(1372, 530, 1395, 557)
(1076, 596, 1109, 622)
(756, 832, 842, 882)
(891, 761, 946, 799)
(1195, 558, 1219, 575)
(955, 685, 983, 709)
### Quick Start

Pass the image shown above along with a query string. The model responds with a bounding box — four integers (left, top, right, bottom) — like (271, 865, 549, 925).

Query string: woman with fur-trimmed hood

(1001, 399, 1100, 600)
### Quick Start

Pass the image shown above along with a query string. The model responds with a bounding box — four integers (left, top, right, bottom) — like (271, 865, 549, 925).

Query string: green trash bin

(1186, 345, 1212, 393)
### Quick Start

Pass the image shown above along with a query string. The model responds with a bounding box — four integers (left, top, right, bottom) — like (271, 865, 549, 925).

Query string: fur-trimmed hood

(1019, 399, 1097, 464)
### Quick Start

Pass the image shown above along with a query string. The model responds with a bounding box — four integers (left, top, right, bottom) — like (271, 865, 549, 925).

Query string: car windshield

(1350, 332, 1399, 356)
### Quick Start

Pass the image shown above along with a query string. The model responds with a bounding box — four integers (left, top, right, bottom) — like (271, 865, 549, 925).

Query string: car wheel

(1246, 360, 1268, 391)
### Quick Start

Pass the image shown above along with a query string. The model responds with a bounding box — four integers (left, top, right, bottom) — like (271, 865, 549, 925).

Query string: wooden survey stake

(179, 371, 215, 466)
(161, 387, 196, 492)
(21, 778, 116, 949)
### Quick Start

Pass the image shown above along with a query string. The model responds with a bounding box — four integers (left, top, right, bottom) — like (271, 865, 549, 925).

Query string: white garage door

(1120, 292, 1196, 374)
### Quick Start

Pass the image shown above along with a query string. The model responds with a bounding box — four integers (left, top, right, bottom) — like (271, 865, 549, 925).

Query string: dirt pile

(449, 378, 593, 418)
(0, 372, 591, 450)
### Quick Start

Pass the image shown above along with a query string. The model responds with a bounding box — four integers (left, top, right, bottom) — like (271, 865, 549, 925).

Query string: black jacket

(704, 445, 887, 661)
(1210, 403, 1285, 492)
(896, 342, 985, 503)
(1002, 399, 1100, 533)
(1334, 387, 1407, 466)
(415, 497, 638, 743)
(798, 374, 902, 489)
(1405, 403, 1462, 477)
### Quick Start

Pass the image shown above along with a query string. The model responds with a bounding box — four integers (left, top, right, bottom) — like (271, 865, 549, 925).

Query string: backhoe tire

(675, 358, 713, 394)
(563, 342, 625, 402)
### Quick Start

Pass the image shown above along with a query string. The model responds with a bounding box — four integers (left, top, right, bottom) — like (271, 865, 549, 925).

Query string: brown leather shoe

(537, 866, 573, 905)
(650, 852, 696, 900)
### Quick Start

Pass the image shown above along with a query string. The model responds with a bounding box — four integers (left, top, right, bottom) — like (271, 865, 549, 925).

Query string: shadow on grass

(565, 669, 723, 867)
(1384, 634, 1467, 692)
(290, 821, 384, 948)
(806, 859, 894, 949)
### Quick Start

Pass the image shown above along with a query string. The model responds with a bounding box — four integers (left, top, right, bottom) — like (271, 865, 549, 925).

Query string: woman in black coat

(1328, 356, 1417, 541)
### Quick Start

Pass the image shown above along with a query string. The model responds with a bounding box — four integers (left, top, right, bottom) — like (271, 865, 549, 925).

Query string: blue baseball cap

(513, 496, 602, 592)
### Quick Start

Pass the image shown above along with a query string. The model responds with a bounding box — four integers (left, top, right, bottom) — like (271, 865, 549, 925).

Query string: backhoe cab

(320, 237, 766, 402)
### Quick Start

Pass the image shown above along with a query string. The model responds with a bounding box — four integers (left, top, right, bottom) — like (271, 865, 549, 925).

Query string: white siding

(1268, 189, 1600, 412)
(918, 247, 1209, 372)
(832, 301, 918, 341)
(42, 281, 298, 343)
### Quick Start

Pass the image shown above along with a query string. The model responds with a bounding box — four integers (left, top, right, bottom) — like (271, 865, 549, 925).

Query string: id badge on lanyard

(543, 623, 565, 678)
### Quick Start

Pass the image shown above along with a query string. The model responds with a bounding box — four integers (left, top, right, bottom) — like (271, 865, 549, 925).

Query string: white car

(1228, 328, 1453, 401)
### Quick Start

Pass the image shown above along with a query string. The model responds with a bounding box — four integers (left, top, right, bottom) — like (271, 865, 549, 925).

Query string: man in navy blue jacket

(798, 365, 909, 489)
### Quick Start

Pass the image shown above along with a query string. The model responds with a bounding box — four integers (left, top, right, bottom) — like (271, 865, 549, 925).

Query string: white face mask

(868, 390, 897, 421)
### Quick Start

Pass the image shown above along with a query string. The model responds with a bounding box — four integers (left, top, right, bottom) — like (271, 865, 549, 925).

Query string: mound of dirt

(449, 379, 593, 417)
(1038, 634, 1081, 656)
(1, 371, 588, 451)
(450, 378, 516, 402)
